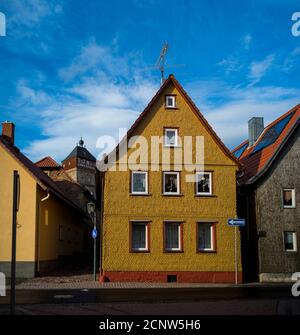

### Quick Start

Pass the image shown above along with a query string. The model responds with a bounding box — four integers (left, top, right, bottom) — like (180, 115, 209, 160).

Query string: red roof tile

(0, 136, 86, 214)
(35, 156, 60, 168)
(232, 104, 300, 184)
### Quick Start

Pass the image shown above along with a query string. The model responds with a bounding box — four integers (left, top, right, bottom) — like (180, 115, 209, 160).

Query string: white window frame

(198, 223, 214, 252)
(283, 231, 297, 252)
(282, 188, 296, 208)
(165, 222, 182, 251)
(165, 95, 176, 108)
(163, 171, 180, 195)
(131, 222, 149, 252)
(196, 172, 212, 196)
(131, 171, 148, 195)
(164, 128, 178, 147)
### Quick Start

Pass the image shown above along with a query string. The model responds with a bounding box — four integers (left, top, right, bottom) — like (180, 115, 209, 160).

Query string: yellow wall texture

(0, 145, 37, 262)
(37, 186, 84, 262)
(0, 144, 86, 272)
(103, 81, 242, 273)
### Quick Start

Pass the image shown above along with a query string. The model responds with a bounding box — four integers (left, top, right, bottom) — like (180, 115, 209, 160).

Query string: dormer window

(165, 95, 176, 108)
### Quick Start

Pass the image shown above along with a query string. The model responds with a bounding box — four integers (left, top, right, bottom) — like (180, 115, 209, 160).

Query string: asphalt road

(0, 284, 297, 305)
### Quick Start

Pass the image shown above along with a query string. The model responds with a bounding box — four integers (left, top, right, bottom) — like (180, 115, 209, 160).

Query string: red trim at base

(101, 271, 243, 283)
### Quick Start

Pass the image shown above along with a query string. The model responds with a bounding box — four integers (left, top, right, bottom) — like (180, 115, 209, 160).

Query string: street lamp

(87, 201, 97, 281)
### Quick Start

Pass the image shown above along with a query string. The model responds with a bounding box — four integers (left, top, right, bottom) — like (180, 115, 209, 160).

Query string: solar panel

(233, 142, 248, 158)
(251, 112, 294, 154)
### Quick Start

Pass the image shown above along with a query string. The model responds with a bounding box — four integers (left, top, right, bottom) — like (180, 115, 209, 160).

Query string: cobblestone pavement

(15, 275, 234, 290)
(12, 273, 292, 290)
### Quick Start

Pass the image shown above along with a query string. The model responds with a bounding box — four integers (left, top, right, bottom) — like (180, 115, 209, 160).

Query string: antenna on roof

(78, 137, 84, 147)
(155, 42, 169, 85)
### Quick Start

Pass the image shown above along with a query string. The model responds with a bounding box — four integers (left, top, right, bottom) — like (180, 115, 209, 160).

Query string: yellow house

(101, 75, 242, 283)
(0, 122, 91, 278)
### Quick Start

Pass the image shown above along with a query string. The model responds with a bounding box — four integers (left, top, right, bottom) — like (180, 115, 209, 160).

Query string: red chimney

(2, 122, 15, 145)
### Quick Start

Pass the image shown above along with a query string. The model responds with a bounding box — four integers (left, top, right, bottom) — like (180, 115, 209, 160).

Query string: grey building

(62, 138, 97, 199)
(232, 105, 300, 282)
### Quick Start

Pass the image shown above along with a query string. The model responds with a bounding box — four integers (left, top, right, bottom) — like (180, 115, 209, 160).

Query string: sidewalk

(12, 273, 291, 290)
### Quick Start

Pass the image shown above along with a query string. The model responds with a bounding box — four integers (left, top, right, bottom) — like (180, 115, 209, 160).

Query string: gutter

(36, 190, 50, 275)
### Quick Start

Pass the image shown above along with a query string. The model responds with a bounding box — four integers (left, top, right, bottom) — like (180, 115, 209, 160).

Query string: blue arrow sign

(92, 228, 98, 239)
(228, 218, 246, 227)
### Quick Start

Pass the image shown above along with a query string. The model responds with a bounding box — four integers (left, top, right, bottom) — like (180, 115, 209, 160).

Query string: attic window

(165, 95, 176, 108)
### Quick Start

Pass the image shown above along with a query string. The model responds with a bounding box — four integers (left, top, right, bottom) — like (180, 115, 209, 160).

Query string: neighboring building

(232, 105, 300, 282)
(0, 122, 91, 279)
(62, 138, 97, 199)
(100, 74, 242, 283)
(36, 155, 96, 213)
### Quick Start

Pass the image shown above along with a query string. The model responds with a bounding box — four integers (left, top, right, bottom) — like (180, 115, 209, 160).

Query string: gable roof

(105, 74, 241, 168)
(35, 156, 61, 169)
(0, 136, 86, 214)
(232, 103, 300, 184)
(62, 145, 96, 163)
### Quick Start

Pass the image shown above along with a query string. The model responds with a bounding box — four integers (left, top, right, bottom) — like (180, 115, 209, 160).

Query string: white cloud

(13, 40, 299, 161)
(218, 57, 242, 75)
(9, 0, 61, 27)
(248, 54, 275, 85)
(186, 81, 300, 149)
(18, 41, 158, 162)
(283, 47, 300, 72)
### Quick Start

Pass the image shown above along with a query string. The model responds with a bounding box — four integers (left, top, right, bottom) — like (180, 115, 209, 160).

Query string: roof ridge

(35, 156, 60, 167)
(232, 139, 249, 153)
(232, 103, 300, 154)
(0, 136, 84, 213)
(105, 74, 241, 168)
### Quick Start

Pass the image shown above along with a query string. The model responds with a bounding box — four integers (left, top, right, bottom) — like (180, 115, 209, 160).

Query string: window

(283, 232, 297, 252)
(197, 223, 215, 252)
(163, 172, 180, 195)
(196, 172, 212, 195)
(164, 128, 178, 147)
(131, 222, 149, 252)
(165, 95, 176, 108)
(164, 222, 182, 251)
(283, 189, 296, 208)
(131, 171, 148, 194)
(59, 225, 63, 242)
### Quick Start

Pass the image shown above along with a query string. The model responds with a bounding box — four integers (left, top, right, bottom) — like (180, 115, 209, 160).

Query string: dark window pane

(132, 173, 146, 193)
(132, 224, 146, 250)
(283, 190, 293, 206)
(197, 173, 211, 194)
(164, 173, 178, 193)
(198, 224, 212, 250)
(165, 223, 179, 250)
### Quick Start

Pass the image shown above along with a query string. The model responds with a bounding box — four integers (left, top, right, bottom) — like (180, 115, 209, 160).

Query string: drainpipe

(36, 191, 50, 274)
(99, 174, 105, 283)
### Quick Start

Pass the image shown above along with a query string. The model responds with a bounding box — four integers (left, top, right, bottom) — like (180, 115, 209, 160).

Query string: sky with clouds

(0, 0, 299, 162)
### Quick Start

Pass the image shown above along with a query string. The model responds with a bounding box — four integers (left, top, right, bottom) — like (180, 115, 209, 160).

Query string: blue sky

(0, 0, 299, 162)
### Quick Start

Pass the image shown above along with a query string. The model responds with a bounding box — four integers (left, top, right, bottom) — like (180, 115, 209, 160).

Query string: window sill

(129, 193, 152, 196)
(163, 145, 182, 148)
(164, 250, 184, 253)
(283, 206, 296, 209)
(131, 250, 150, 253)
(194, 194, 217, 198)
(162, 193, 184, 197)
(165, 107, 178, 110)
(197, 250, 217, 254)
